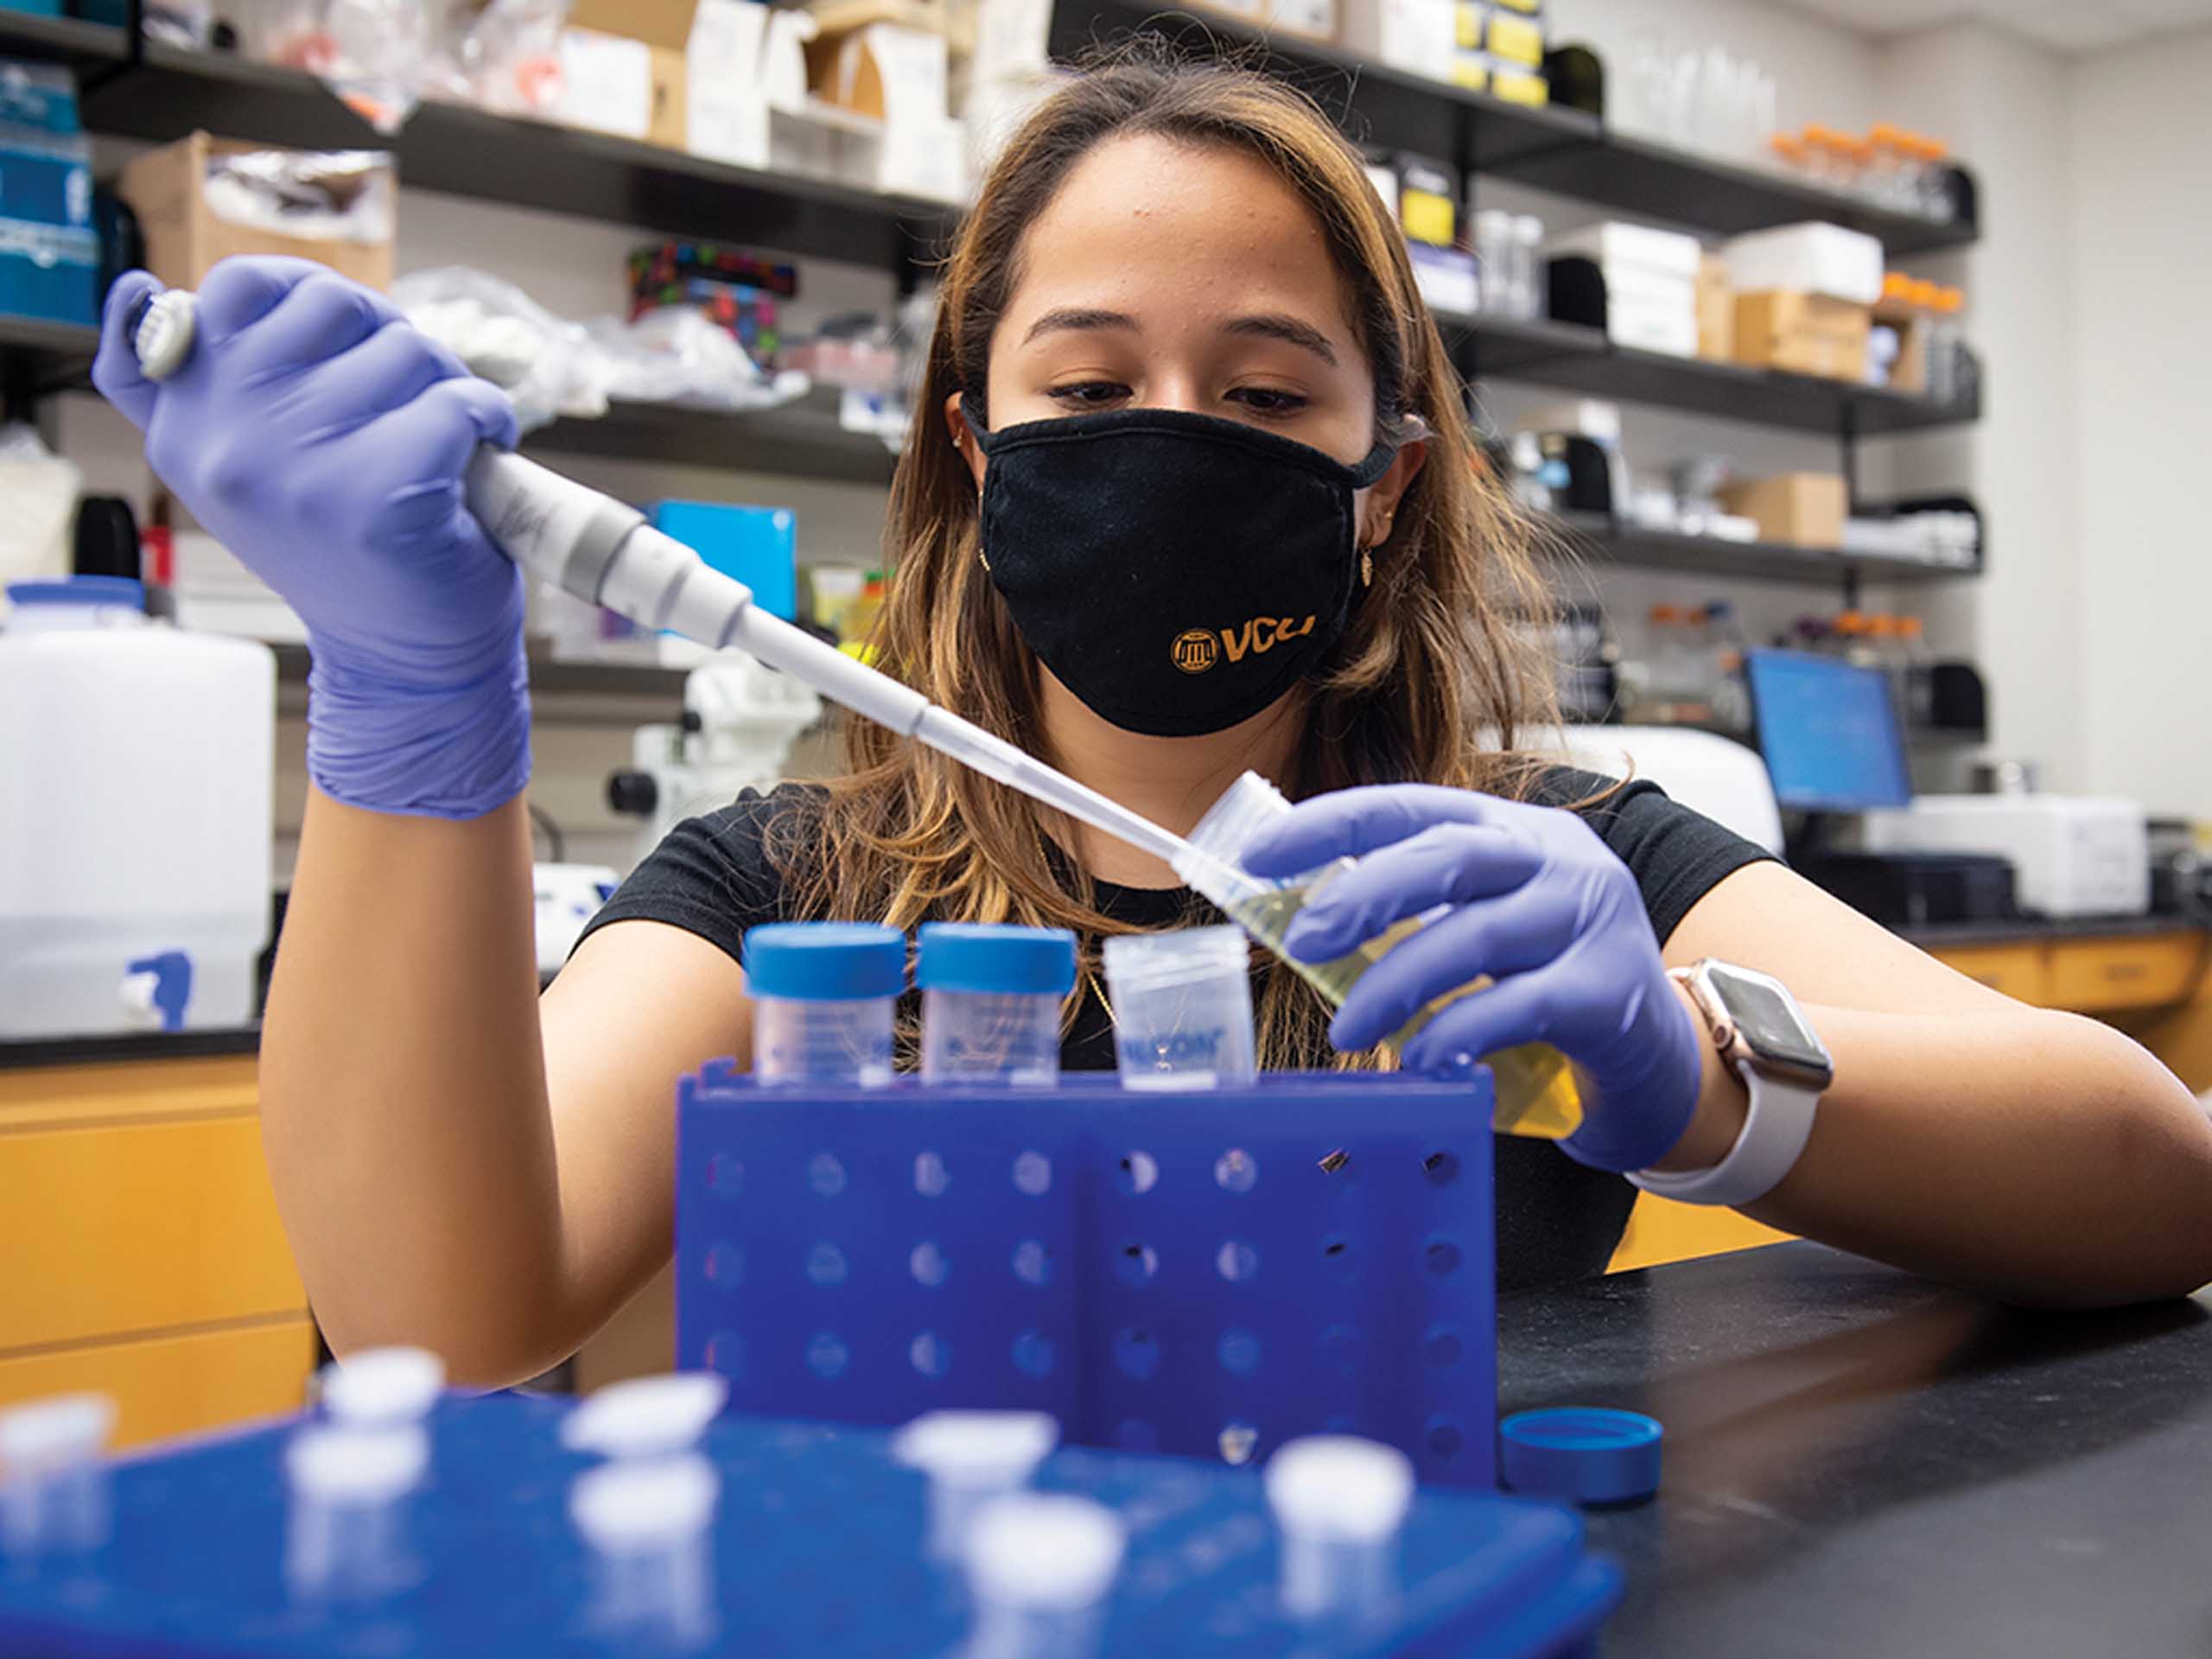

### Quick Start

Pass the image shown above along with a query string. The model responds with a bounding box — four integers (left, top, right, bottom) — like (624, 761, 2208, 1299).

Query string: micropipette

(128, 289, 1196, 873)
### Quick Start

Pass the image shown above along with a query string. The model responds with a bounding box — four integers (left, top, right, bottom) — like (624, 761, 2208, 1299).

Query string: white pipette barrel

(129, 288, 1194, 874)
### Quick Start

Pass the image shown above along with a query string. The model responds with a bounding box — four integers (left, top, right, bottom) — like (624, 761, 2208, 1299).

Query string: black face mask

(966, 405, 1402, 738)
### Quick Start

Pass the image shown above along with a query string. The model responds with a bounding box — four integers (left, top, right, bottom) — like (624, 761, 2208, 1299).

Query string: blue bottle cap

(7, 575, 143, 608)
(742, 923, 906, 1001)
(915, 924, 1077, 995)
(1498, 1408, 1662, 1506)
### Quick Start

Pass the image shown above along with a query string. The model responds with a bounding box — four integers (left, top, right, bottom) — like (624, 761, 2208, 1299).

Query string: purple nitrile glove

(1238, 784, 1706, 1173)
(94, 257, 530, 819)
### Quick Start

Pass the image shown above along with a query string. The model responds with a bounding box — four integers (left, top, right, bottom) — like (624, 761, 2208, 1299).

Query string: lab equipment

(1100, 925, 1258, 1091)
(0, 1389, 1624, 1656)
(111, 270, 1196, 868)
(532, 861, 621, 976)
(0, 577, 273, 1039)
(0, 1392, 115, 1558)
(1264, 1435, 1415, 1623)
(604, 654, 822, 868)
(676, 1067, 1504, 1485)
(562, 1373, 731, 1459)
(892, 1409, 1058, 1559)
(1498, 1408, 1663, 1506)
(917, 923, 1075, 1086)
(1172, 772, 1584, 1143)
(742, 922, 905, 1087)
(963, 1493, 1126, 1659)
(1862, 796, 2150, 919)
(320, 1346, 446, 1428)
(1743, 649, 1914, 812)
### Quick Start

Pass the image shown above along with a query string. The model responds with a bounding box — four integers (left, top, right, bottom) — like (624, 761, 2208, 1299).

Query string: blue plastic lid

(743, 923, 906, 1001)
(915, 924, 1077, 995)
(1499, 1408, 1662, 1506)
(7, 575, 143, 608)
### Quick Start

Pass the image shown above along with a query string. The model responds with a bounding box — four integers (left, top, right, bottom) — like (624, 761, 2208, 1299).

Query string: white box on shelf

(1605, 291, 1698, 357)
(1724, 222, 1883, 306)
(879, 113, 968, 202)
(687, 0, 772, 165)
(1339, 0, 1456, 79)
(1408, 244, 1478, 316)
(555, 29, 657, 139)
(1548, 221, 1702, 282)
(1522, 398, 1624, 443)
(1861, 797, 2151, 919)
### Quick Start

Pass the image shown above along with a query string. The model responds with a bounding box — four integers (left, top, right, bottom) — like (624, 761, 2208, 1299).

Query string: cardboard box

(1696, 252, 1733, 361)
(562, 0, 695, 148)
(1718, 473, 1847, 549)
(810, 21, 950, 127)
(0, 124, 90, 226)
(1872, 297, 1929, 394)
(116, 131, 395, 292)
(1734, 289, 1870, 381)
(1341, 0, 1456, 79)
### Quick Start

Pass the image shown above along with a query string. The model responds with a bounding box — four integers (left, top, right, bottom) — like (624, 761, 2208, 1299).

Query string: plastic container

(917, 924, 1076, 1086)
(893, 1409, 1059, 1560)
(0, 577, 273, 1039)
(1100, 925, 1258, 1090)
(743, 922, 904, 1087)
(1172, 773, 1583, 1141)
(1265, 1436, 1416, 1621)
(963, 1493, 1126, 1659)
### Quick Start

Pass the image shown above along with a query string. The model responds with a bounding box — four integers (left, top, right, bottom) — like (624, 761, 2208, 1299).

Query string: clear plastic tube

(1173, 773, 1584, 1141)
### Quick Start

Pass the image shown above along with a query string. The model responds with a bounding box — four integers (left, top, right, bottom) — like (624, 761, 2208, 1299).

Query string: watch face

(1706, 963, 1834, 1077)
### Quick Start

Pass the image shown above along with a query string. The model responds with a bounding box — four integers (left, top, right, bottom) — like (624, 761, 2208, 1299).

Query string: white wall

(2069, 25, 2212, 817)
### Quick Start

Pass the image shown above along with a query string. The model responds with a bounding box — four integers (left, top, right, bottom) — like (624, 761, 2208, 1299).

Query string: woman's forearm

(259, 786, 569, 1380)
(1741, 1004, 2212, 1306)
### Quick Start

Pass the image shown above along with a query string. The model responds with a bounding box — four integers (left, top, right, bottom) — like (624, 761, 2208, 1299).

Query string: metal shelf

(0, 13, 128, 65)
(523, 389, 899, 486)
(1048, 3, 1977, 254)
(1491, 130, 1977, 257)
(274, 642, 689, 702)
(0, 313, 99, 410)
(1548, 511, 1980, 586)
(1440, 311, 1978, 435)
(79, 44, 958, 270)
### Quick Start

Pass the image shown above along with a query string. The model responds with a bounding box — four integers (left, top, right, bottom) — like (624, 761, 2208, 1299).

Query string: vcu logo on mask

(1172, 615, 1319, 675)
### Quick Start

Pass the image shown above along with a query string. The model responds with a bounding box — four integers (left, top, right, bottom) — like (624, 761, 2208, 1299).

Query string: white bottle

(0, 577, 273, 1038)
(1511, 214, 1547, 320)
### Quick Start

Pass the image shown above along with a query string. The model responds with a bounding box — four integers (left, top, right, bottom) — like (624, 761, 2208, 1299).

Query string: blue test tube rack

(676, 1068, 1502, 1488)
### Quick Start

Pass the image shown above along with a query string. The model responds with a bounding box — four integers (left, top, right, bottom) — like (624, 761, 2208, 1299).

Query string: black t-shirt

(579, 769, 1771, 1289)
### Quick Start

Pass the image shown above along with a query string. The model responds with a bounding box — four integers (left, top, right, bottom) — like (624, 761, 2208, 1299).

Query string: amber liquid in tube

(1177, 774, 1584, 1141)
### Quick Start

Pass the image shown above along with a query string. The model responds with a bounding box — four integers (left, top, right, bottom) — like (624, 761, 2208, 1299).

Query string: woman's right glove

(94, 257, 531, 820)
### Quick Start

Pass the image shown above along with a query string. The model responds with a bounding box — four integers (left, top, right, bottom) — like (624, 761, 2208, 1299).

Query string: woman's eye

(1227, 386, 1311, 416)
(1046, 380, 1129, 407)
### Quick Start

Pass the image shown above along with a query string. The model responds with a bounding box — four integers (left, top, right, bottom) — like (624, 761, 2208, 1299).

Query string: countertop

(0, 1027, 260, 1071)
(1501, 1243, 2212, 1656)
(1899, 911, 2207, 948)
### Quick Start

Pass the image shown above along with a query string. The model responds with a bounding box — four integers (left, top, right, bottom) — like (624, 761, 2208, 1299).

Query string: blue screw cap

(1499, 1408, 1662, 1506)
(742, 923, 906, 1001)
(7, 575, 143, 608)
(916, 924, 1077, 995)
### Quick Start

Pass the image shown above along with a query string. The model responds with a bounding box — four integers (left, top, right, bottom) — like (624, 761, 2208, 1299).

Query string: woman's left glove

(1238, 783, 1706, 1173)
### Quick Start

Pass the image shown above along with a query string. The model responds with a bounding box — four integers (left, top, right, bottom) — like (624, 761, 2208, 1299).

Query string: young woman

(94, 53, 2212, 1386)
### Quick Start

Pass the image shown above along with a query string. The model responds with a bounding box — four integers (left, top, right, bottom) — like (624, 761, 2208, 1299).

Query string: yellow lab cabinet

(0, 1054, 315, 1449)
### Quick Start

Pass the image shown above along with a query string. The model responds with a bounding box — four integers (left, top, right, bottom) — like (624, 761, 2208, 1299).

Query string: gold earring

(1361, 547, 1375, 588)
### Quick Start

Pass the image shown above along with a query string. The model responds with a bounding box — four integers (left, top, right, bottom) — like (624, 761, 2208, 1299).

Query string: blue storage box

(0, 215, 96, 324)
(0, 1393, 1621, 1656)
(677, 1069, 1503, 1488)
(650, 499, 797, 622)
(0, 122, 91, 226)
(0, 58, 79, 132)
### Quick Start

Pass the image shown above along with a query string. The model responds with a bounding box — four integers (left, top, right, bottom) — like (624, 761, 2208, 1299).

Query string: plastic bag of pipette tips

(396, 266, 610, 431)
(587, 308, 811, 414)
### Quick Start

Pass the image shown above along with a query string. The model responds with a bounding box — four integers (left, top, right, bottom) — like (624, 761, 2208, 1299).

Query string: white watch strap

(1627, 1066, 1820, 1209)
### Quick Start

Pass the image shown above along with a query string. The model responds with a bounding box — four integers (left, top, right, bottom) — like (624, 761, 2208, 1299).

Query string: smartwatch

(1629, 959, 1834, 1209)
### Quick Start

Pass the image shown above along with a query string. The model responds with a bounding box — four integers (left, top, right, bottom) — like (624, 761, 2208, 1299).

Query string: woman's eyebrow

(1022, 307, 1141, 344)
(1224, 314, 1338, 366)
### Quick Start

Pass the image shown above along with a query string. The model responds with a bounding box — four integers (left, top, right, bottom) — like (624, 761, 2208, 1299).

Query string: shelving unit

(1437, 311, 1976, 435)
(1049, 0, 1979, 256)
(75, 43, 957, 271)
(523, 389, 899, 486)
(1548, 511, 1978, 587)
(0, 11, 1987, 611)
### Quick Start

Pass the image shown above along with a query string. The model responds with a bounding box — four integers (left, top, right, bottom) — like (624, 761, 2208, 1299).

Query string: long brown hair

(775, 44, 1563, 1065)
